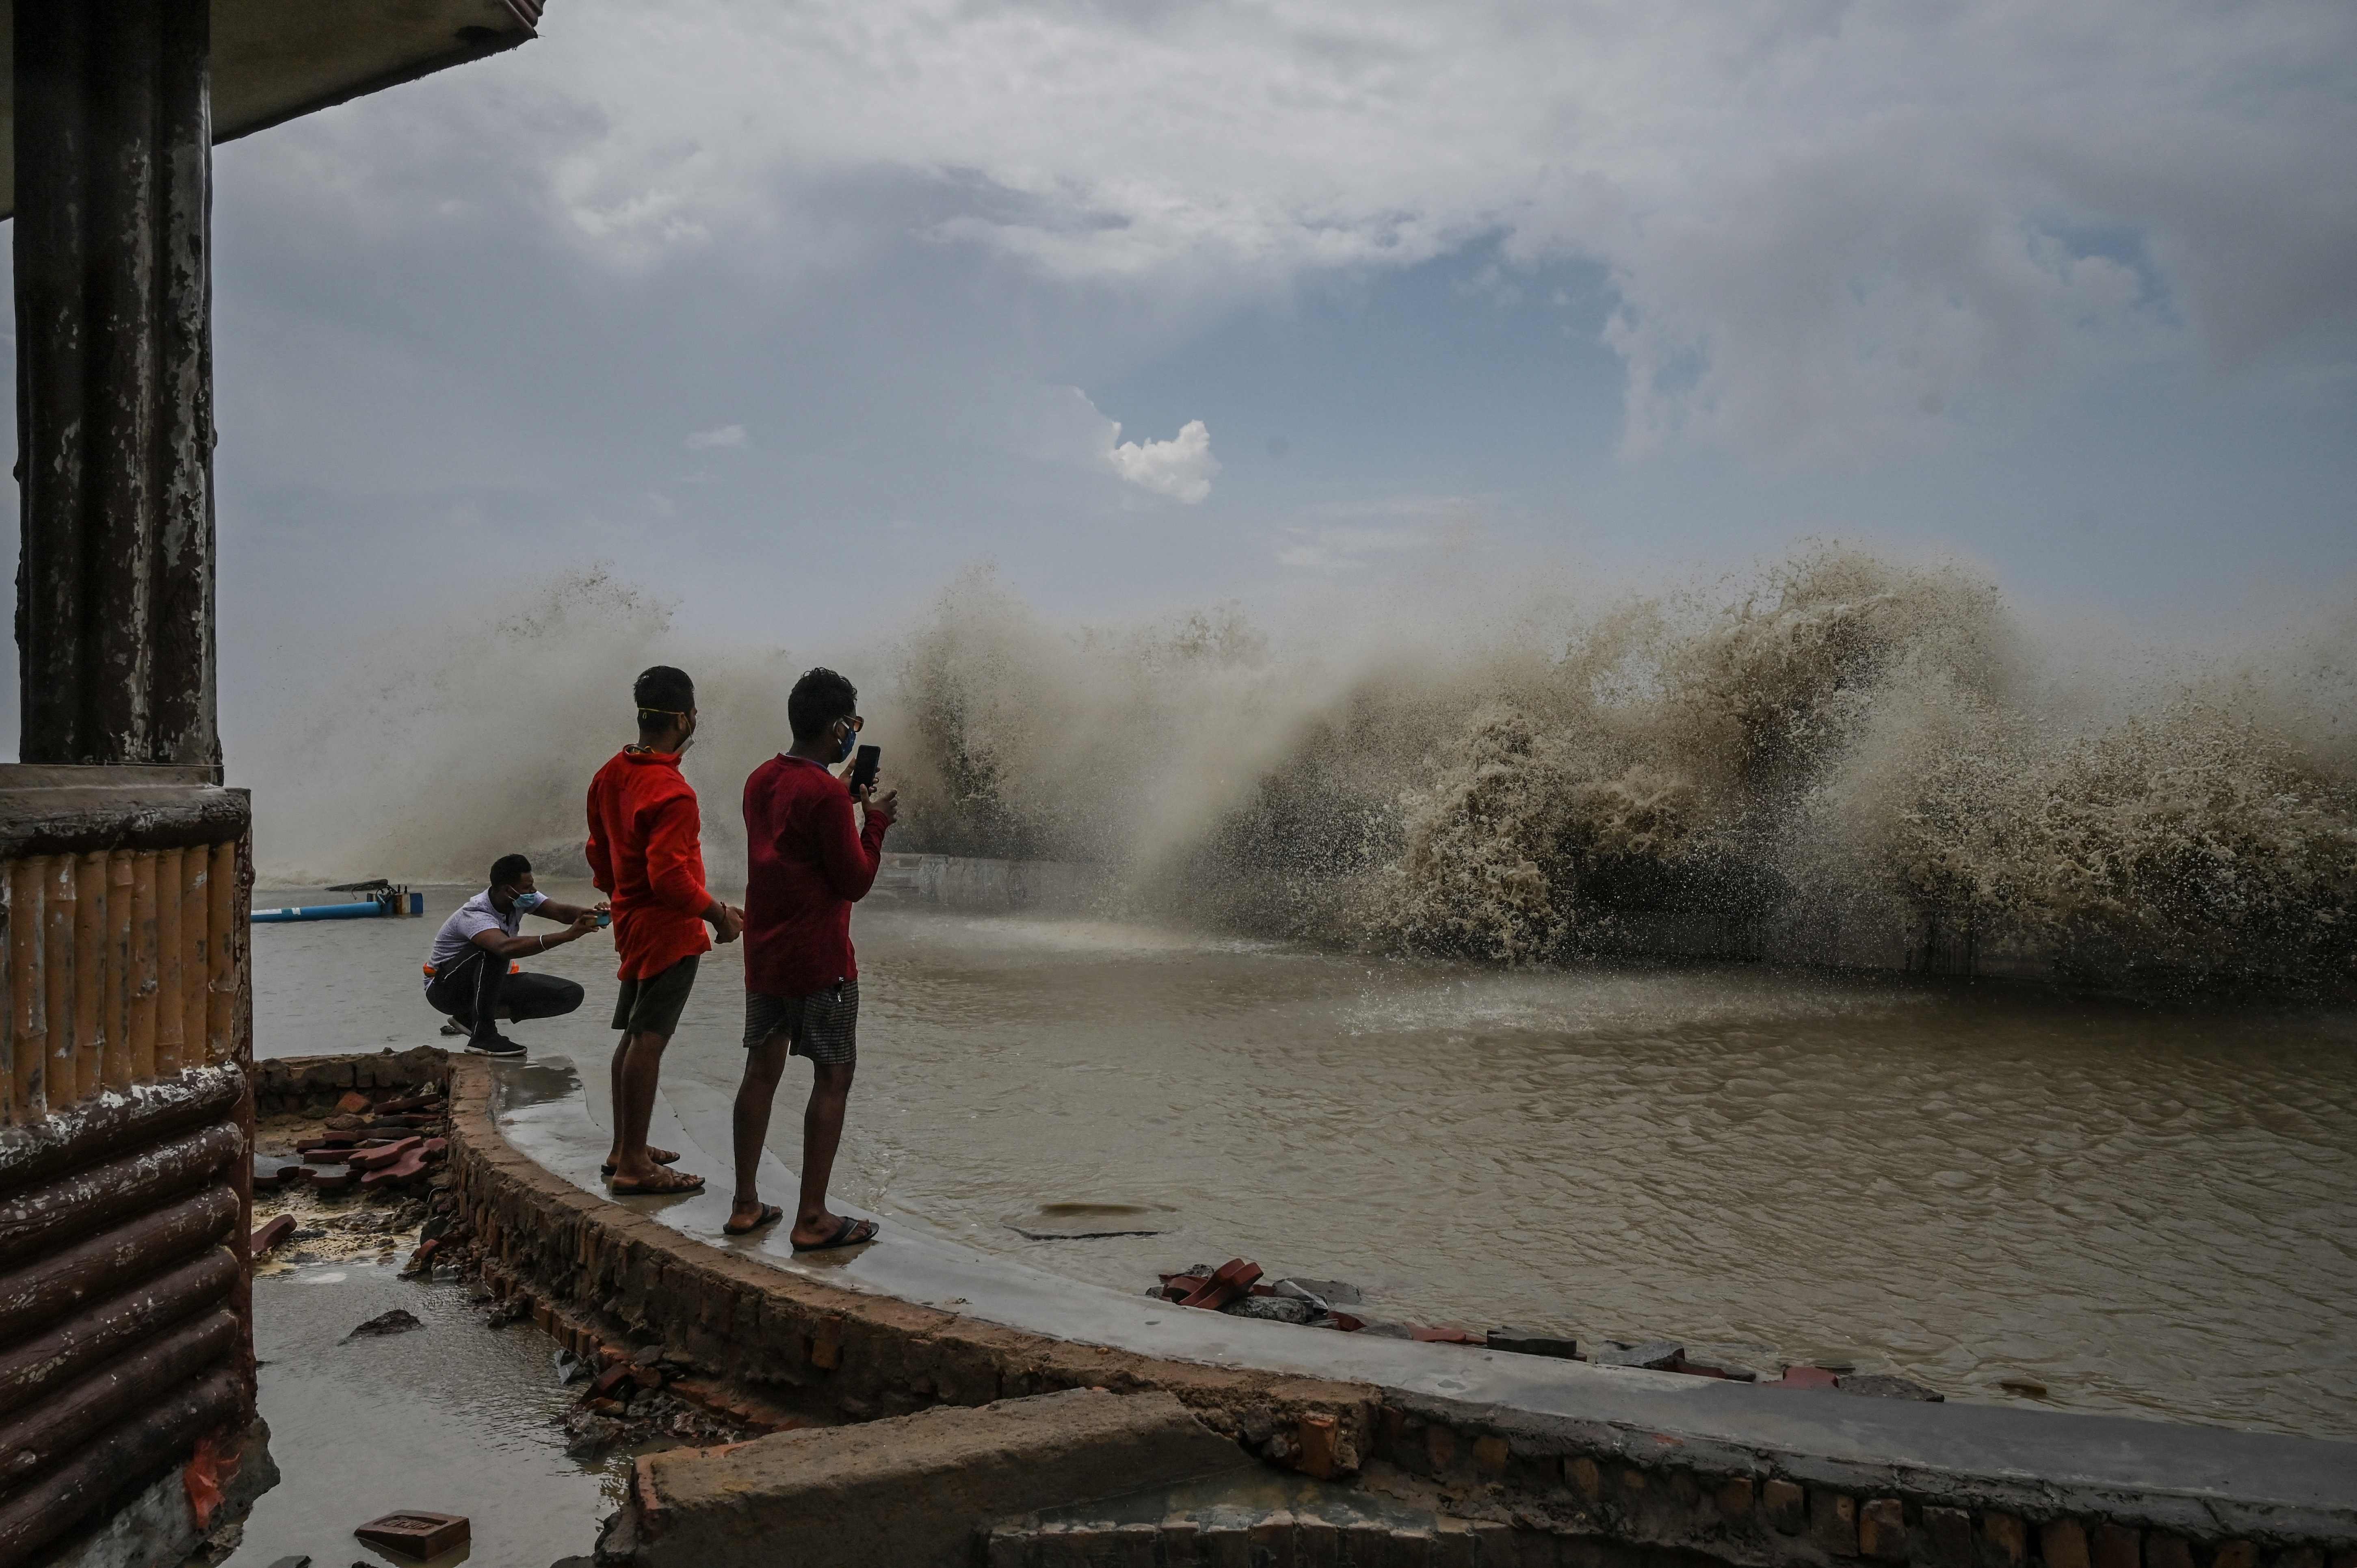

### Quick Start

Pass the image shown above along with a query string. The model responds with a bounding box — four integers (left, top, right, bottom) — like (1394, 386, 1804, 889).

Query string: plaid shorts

(744, 979, 858, 1065)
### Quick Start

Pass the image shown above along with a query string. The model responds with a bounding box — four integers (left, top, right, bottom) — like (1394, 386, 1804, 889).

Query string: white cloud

(685, 424, 747, 450)
(1107, 419, 1219, 504)
(245, 0, 2357, 465)
(970, 384, 1220, 502)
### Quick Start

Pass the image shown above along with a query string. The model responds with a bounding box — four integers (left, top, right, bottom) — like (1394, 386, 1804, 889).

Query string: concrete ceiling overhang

(0, 0, 542, 218)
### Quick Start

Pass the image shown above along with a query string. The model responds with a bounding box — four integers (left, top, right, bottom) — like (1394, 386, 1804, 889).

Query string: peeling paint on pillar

(14, 0, 218, 770)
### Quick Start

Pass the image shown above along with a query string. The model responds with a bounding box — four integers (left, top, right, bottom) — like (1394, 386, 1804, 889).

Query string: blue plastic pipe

(252, 891, 427, 923)
(252, 900, 388, 922)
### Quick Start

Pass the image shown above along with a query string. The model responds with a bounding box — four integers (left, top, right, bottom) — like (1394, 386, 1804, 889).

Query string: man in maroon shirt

(730, 667, 896, 1247)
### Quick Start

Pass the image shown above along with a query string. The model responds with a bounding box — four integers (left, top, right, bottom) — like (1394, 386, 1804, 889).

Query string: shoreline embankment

(381, 1049, 2357, 1567)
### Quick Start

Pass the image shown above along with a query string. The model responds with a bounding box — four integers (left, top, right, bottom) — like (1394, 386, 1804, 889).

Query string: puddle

(220, 1263, 622, 1568)
(1004, 1201, 1175, 1240)
(249, 1185, 429, 1274)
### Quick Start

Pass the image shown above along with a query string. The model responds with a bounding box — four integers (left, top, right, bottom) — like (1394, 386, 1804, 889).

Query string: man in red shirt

(586, 666, 743, 1196)
(729, 667, 894, 1247)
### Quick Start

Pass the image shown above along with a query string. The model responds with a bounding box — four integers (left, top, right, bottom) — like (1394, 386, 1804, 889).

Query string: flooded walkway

(258, 885, 2357, 1440)
(462, 1052, 2357, 1546)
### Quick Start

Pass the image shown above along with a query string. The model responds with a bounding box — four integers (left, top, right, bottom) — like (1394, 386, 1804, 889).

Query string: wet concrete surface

(255, 882, 2357, 1439)
(486, 1057, 2357, 1525)
(221, 1261, 619, 1568)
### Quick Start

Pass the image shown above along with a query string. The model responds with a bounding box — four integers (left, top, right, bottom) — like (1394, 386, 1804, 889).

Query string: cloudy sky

(9, 0, 2357, 745)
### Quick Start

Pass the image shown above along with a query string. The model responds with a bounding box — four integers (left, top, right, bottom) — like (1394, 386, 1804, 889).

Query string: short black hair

(788, 667, 859, 743)
(633, 665, 696, 718)
(490, 853, 532, 888)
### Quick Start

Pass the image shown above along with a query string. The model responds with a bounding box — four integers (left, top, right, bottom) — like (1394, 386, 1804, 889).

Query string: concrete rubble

(552, 1339, 761, 1460)
(1150, 1260, 1930, 1397)
(591, 1389, 1251, 1568)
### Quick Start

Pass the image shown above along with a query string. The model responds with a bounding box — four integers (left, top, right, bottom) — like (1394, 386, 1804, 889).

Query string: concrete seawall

(432, 1055, 2357, 1568)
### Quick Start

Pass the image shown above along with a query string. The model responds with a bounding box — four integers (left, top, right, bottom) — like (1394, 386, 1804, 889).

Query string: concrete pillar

(14, 0, 217, 770)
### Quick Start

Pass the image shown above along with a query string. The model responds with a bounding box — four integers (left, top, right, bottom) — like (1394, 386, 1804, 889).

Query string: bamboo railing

(2, 842, 243, 1126)
(0, 770, 254, 1559)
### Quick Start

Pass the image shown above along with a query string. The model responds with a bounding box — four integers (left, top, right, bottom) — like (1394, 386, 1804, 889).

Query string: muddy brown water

(255, 885, 2357, 1441)
(225, 1262, 617, 1567)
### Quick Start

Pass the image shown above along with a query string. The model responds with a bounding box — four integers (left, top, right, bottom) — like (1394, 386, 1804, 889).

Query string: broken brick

(348, 1136, 423, 1172)
(1297, 1412, 1340, 1480)
(1409, 1325, 1484, 1345)
(1488, 1326, 1579, 1359)
(1812, 1491, 1858, 1558)
(1923, 1507, 1972, 1568)
(1860, 1499, 1907, 1562)
(1672, 1352, 1758, 1381)
(1591, 1341, 1684, 1369)
(354, 1511, 468, 1559)
(2093, 1525, 2141, 1568)
(2043, 1521, 2091, 1568)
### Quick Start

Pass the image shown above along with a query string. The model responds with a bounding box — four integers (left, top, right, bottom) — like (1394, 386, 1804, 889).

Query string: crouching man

(423, 854, 602, 1055)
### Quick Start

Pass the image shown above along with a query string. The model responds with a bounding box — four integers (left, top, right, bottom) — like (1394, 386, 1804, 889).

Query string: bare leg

(791, 1060, 857, 1248)
(730, 1036, 790, 1228)
(605, 1033, 631, 1170)
(611, 1029, 692, 1187)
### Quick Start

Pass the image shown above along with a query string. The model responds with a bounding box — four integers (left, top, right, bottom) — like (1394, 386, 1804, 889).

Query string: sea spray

(244, 551, 2357, 994)
(247, 569, 809, 888)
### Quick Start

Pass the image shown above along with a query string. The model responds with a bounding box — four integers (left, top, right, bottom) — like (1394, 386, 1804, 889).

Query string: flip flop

(792, 1215, 878, 1253)
(1177, 1258, 1263, 1311)
(724, 1202, 786, 1236)
(599, 1148, 681, 1179)
(607, 1167, 706, 1196)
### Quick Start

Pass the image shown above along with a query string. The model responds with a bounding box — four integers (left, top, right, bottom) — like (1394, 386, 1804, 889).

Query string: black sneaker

(465, 1033, 525, 1057)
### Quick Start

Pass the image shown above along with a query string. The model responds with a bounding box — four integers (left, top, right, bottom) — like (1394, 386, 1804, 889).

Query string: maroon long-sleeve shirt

(742, 753, 888, 997)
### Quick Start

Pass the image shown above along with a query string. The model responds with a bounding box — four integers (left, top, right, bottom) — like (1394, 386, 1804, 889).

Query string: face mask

(835, 724, 857, 763)
(510, 890, 547, 913)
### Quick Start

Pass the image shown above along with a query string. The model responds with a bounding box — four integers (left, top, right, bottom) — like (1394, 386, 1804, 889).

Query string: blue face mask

(836, 725, 857, 763)
(510, 890, 547, 913)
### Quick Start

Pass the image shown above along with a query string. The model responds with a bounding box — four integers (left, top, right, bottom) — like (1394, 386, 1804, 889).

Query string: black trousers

(425, 947, 585, 1043)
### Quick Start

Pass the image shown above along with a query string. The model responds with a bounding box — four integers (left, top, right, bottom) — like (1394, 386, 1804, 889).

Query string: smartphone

(846, 744, 881, 798)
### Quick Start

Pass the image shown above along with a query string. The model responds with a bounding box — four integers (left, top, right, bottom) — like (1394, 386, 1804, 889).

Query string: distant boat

(253, 878, 424, 923)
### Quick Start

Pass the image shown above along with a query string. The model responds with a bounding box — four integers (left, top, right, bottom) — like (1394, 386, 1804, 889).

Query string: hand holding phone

(846, 743, 881, 798)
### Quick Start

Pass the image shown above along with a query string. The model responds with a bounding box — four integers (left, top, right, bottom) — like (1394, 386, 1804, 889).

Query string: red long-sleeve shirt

(585, 749, 713, 981)
(742, 753, 888, 997)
